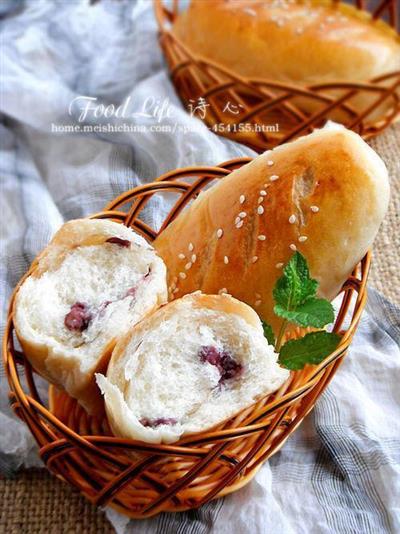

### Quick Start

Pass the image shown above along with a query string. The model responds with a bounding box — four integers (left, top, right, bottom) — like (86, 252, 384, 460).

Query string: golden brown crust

(154, 126, 389, 332)
(32, 218, 148, 276)
(191, 292, 261, 328)
(173, 0, 400, 85)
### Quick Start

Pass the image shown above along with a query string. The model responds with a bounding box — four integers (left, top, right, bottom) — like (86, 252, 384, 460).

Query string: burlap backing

(1, 124, 398, 534)
(367, 124, 400, 305)
(0, 469, 114, 534)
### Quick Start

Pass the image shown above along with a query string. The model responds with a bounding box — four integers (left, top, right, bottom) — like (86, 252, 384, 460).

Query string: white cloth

(0, 1, 399, 533)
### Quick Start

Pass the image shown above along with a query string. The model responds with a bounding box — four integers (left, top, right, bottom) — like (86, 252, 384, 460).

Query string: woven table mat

(367, 123, 400, 305)
(0, 469, 115, 534)
(1, 124, 398, 534)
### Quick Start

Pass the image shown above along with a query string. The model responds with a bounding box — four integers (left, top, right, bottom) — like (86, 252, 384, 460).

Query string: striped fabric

(0, 1, 399, 533)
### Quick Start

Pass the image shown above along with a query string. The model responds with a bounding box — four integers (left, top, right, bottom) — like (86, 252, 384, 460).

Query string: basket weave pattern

(155, 0, 400, 152)
(3, 160, 370, 518)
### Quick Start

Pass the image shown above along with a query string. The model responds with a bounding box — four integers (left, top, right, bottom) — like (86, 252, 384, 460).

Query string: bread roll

(173, 1, 400, 120)
(154, 124, 389, 333)
(174, 0, 400, 84)
(14, 219, 167, 414)
(96, 292, 289, 444)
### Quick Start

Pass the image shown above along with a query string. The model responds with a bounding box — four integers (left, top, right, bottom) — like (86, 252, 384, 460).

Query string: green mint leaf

(273, 252, 318, 311)
(274, 298, 335, 328)
(278, 331, 341, 370)
(262, 320, 276, 346)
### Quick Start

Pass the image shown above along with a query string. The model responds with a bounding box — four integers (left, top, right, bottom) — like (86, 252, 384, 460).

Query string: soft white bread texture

(154, 124, 390, 333)
(14, 219, 168, 414)
(174, 0, 400, 85)
(96, 292, 289, 444)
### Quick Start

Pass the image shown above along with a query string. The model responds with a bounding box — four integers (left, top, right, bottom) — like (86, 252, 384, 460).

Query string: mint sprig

(262, 320, 276, 347)
(274, 298, 334, 328)
(273, 251, 317, 311)
(278, 331, 341, 370)
(263, 252, 340, 370)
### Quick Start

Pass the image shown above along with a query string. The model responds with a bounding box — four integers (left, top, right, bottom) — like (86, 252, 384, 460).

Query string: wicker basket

(154, 0, 400, 152)
(3, 159, 370, 518)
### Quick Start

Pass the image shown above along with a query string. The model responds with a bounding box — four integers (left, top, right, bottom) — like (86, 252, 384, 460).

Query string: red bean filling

(64, 263, 150, 333)
(140, 417, 177, 428)
(98, 300, 112, 317)
(105, 237, 131, 247)
(64, 287, 139, 333)
(64, 302, 92, 332)
(125, 287, 137, 297)
(125, 270, 151, 298)
(199, 345, 243, 384)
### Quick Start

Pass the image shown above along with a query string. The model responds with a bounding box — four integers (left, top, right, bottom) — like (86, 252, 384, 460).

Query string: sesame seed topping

(239, 194, 246, 204)
(255, 300, 262, 307)
(178, 253, 185, 260)
(252, 256, 258, 263)
(188, 243, 194, 251)
(179, 272, 187, 279)
(173, 276, 178, 284)
(191, 254, 197, 262)
(289, 214, 296, 224)
(258, 235, 266, 241)
(185, 262, 192, 270)
(310, 205, 319, 213)
(260, 190, 267, 196)
(296, 27, 304, 35)
(236, 220, 244, 229)
(219, 288, 228, 295)
(298, 236, 308, 243)
(239, 211, 247, 218)
(267, 160, 274, 166)
(173, 288, 179, 294)
(276, 262, 284, 268)
(290, 244, 297, 251)
(270, 175, 279, 181)
(255, 293, 261, 298)
(224, 256, 229, 264)
(257, 206, 264, 215)
(258, 197, 264, 204)
(217, 228, 223, 238)
(243, 7, 256, 16)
